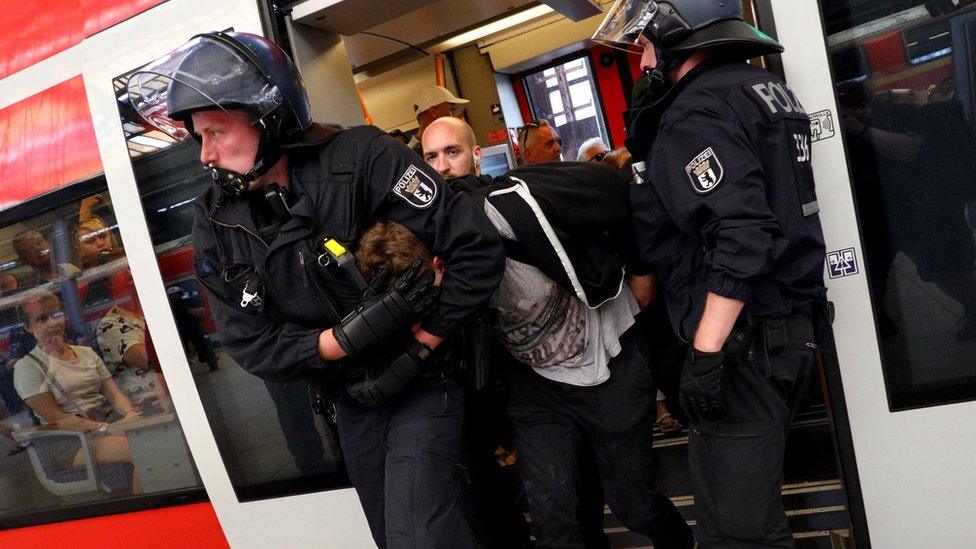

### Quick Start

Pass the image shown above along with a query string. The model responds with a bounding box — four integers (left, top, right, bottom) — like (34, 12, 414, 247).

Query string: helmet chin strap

(207, 118, 283, 199)
(643, 37, 693, 104)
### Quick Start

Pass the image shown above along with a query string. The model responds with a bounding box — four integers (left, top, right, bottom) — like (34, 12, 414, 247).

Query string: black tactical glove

(347, 341, 433, 407)
(333, 260, 438, 364)
(679, 348, 726, 423)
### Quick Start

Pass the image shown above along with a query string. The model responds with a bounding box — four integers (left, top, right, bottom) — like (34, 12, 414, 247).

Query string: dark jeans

(461, 384, 534, 548)
(689, 314, 816, 548)
(507, 328, 693, 549)
(334, 376, 475, 549)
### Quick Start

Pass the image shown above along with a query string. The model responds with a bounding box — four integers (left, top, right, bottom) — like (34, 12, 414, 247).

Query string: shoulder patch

(393, 165, 438, 209)
(685, 147, 724, 194)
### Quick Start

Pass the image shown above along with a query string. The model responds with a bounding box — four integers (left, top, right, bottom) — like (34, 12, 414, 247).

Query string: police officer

(128, 32, 504, 548)
(594, 2, 827, 547)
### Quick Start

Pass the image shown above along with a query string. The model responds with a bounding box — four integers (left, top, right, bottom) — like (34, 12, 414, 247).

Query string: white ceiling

(290, 0, 606, 72)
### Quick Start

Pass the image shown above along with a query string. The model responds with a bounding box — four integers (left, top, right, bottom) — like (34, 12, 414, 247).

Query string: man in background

(518, 119, 562, 165)
(410, 85, 469, 152)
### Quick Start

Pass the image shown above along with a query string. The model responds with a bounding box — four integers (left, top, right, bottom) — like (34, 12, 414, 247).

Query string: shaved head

(422, 117, 482, 180)
(424, 117, 477, 148)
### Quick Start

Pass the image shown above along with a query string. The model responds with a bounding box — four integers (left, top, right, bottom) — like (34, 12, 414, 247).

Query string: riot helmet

(127, 32, 312, 196)
(593, 1, 783, 75)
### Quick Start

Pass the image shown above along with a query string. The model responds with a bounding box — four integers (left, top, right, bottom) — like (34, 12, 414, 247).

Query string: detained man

(422, 118, 694, 548)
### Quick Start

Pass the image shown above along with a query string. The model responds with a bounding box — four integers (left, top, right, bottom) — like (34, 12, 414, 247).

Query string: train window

(824, 0, 976, 409)
(112, 65, 349, 502)
(522, 54, 611, 162)
(903, 19, 953, 64)
(0, 182, 204, 526)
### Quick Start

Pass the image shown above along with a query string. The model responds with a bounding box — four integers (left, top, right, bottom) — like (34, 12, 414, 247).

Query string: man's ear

(473, 145, 482, 166)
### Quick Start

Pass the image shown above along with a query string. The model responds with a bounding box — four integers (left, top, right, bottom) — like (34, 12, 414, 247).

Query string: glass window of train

(0, 188, 203, 524)
(824, 0, 976, 409)
(112, 66, 350, 502)
(522, 54, 611, 163)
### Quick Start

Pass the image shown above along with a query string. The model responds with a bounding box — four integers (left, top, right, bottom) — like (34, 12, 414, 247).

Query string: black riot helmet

(593, 1, 783, 74)
(127, 32, 312, 196)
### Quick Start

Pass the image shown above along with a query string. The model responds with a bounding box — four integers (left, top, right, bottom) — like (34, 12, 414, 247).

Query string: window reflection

(826, 0, 976, 408)
(0, 190, 200, 518)
(111, 69, 348, 501)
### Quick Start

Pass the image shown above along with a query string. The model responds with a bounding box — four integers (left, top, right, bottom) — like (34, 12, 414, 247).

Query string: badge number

(393, 165, 438, 209)
(685, 147, 724, 194)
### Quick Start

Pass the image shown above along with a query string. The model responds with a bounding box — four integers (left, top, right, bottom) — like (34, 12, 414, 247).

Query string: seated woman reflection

(12, 291, 143, 493)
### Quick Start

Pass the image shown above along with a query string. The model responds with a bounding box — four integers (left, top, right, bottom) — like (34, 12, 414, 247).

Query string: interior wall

(357, 56, 459, 132)
(286, 18, 366, 128)
(449, 44, 506, 146)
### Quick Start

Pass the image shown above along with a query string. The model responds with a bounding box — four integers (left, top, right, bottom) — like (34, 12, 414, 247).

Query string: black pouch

(723, 320, 758, 363)
(762, 317, 788, 355)
(813, 298, 835, 345)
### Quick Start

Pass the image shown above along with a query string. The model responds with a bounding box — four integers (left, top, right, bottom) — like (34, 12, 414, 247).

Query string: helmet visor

(126, 35, 283, 141)
(591, 0, 659, 51)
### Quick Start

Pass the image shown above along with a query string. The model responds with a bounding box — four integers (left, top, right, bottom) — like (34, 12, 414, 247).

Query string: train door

(78, 1, 374, 546)
(769, 0, 976, 546)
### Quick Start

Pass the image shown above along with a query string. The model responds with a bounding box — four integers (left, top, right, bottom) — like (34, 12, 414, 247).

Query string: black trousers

(689, 314, 816, 548)
(334, 376, 475, 549)
(507, 328, 692, 549)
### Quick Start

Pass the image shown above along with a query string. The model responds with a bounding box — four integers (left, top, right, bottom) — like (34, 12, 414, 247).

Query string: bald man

(421, 117, 483, 181)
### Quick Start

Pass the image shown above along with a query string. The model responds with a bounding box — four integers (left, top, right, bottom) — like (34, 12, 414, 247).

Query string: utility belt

(723, 299, 834, 368)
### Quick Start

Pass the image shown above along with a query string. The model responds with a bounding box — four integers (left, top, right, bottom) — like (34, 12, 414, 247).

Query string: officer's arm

(360, 132, 505, 339)
(694, 292, 745, 352)
(192, 216, 341, 381)
(662, 109, 783, 340)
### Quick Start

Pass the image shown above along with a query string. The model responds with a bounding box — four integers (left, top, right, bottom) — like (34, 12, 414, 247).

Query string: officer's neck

(250, 155, 290, 191)
(672, 50, 713, 83)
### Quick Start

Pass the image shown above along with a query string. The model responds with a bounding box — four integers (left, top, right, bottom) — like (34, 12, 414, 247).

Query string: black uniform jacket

(631, 60, 826, 341)
(192, 124, 505, 384)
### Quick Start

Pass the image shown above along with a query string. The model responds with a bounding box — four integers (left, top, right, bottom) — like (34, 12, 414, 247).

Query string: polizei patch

(685, 147, 724, 194)
(393, 164, 438, 209)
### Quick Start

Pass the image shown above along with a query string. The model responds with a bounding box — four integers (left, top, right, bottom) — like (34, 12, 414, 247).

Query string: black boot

(649, 500, 695, 549)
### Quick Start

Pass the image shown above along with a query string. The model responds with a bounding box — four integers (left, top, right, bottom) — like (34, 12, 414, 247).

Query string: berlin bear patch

(393, 165, 438, 209)
(685, 147, 724, 194)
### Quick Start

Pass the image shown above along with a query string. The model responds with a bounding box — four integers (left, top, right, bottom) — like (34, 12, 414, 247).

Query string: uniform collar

(625, 58, 733, 159)
(281, 123, 344, 151)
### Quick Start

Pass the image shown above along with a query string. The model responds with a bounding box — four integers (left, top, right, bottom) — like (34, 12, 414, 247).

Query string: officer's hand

(347, 341, 433, 406)
(679, 348, 726, 423)
(361, 266, 391, 302)
(334, 260, 439, 364)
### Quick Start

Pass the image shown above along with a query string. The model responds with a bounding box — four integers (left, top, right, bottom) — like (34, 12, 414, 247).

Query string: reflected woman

(12, 290, 142, 493)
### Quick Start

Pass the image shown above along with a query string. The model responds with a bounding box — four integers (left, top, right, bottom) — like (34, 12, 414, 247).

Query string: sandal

(494, 445, 518, 469)
(656, 412, 683, 433)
